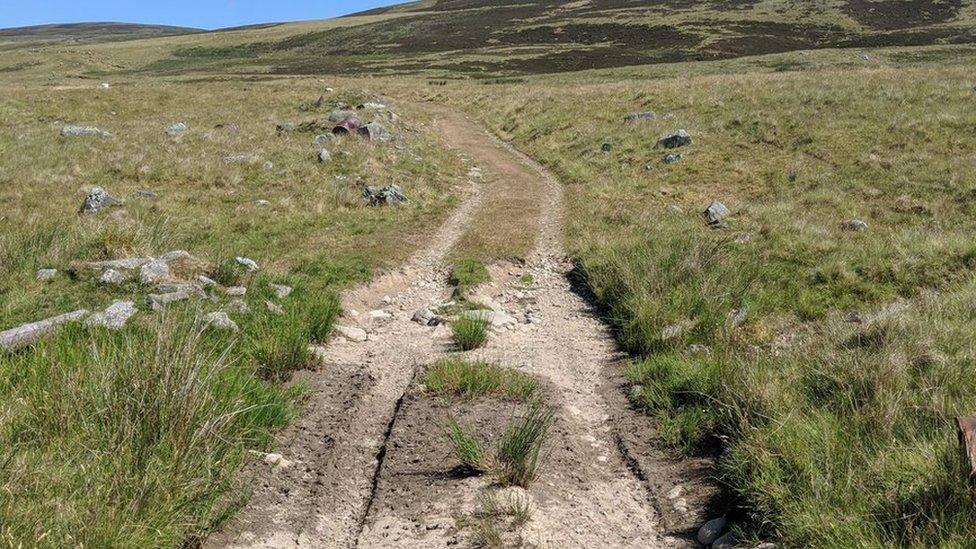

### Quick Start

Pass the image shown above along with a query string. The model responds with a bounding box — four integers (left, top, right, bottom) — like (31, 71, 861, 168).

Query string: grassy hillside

(422, 46, 976, 546)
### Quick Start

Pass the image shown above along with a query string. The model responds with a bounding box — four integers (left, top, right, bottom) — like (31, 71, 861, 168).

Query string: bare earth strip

(210, 106, 682, 548)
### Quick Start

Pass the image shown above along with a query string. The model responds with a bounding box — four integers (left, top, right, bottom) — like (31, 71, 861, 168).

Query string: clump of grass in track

(452, 316, 490, 351)
(450, 257, 490, 292)
(470, 488, 532, 547)
(422, 357, 537, 401)
(497, 400, 555, 488)
(447, 419, 490, 474)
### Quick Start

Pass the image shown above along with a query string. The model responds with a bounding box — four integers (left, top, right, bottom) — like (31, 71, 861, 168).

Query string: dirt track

(208, 105, 710, 548)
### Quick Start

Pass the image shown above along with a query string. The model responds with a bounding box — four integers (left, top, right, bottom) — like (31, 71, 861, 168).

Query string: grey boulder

(165, 122, 188, 136)
(358, 122, 392, 142)
(85, 301, 137, 330)
(697, 517, 727, 546)
(841, 219, 868, 231)
(61, 125, 113, 138)
(236, 256, 259, 272)
(270, 284, 293, 299)
(0, 309, 89, 352)
(79, 187, 124, 214)
(140, 259, 170, 284)
(36, 269, 57, 281)
(318, 149, 332, 163)
(656, 129, 692, 149)
(363, 185, 408, 206)
(703, 201, 731, 228)
(98, 269, 126, 285)
(205, 311, 239, 332)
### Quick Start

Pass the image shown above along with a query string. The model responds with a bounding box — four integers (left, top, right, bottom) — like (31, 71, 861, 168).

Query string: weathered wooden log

(956, 416, 976, 487)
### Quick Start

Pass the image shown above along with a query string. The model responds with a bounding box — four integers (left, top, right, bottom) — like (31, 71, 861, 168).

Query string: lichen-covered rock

(61, 125, 113, 138)
(85, 301, 137, 330)
(146, 290, 192, 311)
(79, 187, 124, 214)
(318, 149, 332, 163)
(140, 260, 170, 284)
(0, 309, 89, 352)
(363, 185, 408, 206)
(36, 269, 57, 281)
(205, 311, 239, 332)
(98, 269, 126, 285)
(703, 201, 731, 228)
(270, 284, 293, 299)
(236, 257, 259, 272)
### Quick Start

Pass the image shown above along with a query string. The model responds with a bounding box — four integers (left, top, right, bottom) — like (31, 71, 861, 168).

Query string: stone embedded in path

(335, 325, 368, 342)
(270, 284, 293, 299)
(61, 125, 113, 139)
(140, 259, 170, 284)
(236, 257, 259, 272)
(165, 122, 188, 136)
(205, 311, 239, 332)
(697, 517, 727, 546)
(841, 218, 868, 231)
(85, 301, 137, 330)
(36, 269, 57, 281)
(412, 307, 441, 326)
(79, 186, 124, 214)
(0, 309, 89, 352)
(656, 129, 692, 149)
(98, 269, 126, 285)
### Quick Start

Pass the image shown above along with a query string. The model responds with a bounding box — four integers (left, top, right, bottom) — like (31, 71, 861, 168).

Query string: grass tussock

(450, 258, 490, 291)
(447, 400, 555, 489)
(452, 316, 491, 351)
(423, 357, 537, 401)
(0, 313, 295, 547)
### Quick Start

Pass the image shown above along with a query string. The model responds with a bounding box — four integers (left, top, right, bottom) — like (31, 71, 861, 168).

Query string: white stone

(98, 269, 126, 285)
(270, 284, 293, 299)
(36, 269, 57, 281)
(236, 256, 259, 272)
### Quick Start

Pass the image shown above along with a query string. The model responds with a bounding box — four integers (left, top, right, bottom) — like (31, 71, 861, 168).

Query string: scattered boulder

(624, 111, 656, 122)
(228, 299, 250, 314)
(165, 122, 188, 136)
(697, 517, 727, 546)
(318, 149, 332, 163)
(703, 201, 731, 229)
(663, 153, 682, 164)
(205, 311, 239, 332)
(98, 269, 126, 285)
(363, 185, 408, 206)
(226, 286, 247, 297)
(358, 122, 392, 142)
(85, 301, 137, 330)
(197, 274, 217, 287)
(79, 187, 124, 214)
(36, 269, 57, 281)
(335, 325, 368, 342)
(656, 129, 692, 149)
(0, 309, 89, 352)
(270, 284, 293, 299)
(146, 290, 192, 311)
(266, 301, 285, 315)
(224, 153, 259, 164)
(159, 250, 191, 263)
(236, 256, 259, 272)
(140, 259, 170, 284)
(61, 125, 113, 138)
(841, 218, 868, 231)
(369, 309, 393, 321)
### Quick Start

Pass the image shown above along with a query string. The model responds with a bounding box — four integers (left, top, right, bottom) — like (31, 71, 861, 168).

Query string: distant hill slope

(148, 0, 976, 76)
(0, 22, 202, 46)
